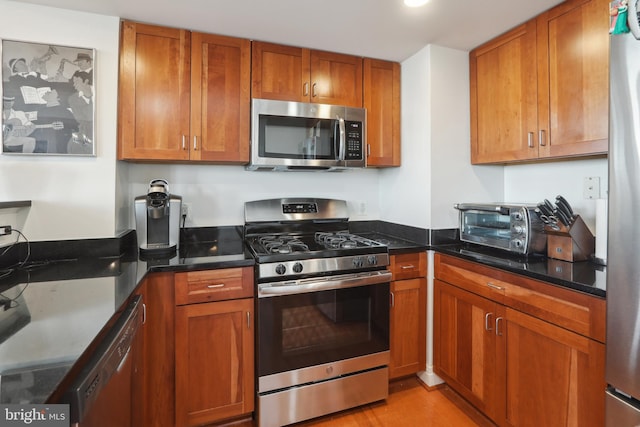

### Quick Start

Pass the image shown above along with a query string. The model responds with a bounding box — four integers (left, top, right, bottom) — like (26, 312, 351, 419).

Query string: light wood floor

(228, 378, 494, 427)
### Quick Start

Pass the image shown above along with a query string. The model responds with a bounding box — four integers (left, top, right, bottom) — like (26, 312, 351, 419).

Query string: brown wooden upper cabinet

(251, 41, 363, 108)
(364, 58, 401, 167)
(469, 0, 609, 164)
(118, 21, 250, 163)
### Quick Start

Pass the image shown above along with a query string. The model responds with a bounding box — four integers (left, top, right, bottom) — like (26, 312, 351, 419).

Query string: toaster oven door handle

(258, 270, 392, 298)
(454, 203, 510, 216)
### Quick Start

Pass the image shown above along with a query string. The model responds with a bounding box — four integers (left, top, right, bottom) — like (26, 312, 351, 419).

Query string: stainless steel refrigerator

(607, 3, 640, 425)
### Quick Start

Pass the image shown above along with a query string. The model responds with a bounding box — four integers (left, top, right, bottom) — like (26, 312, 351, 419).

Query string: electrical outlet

(583, 177, 601, 199)
(0, 225, 11, 236)
(181, 204, 190, 218)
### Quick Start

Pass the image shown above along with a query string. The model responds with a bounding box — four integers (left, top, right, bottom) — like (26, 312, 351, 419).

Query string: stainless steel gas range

(244, 198, 391, 427)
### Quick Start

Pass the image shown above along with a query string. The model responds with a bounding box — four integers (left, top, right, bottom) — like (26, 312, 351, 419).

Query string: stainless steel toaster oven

(454, 203, 546, 255)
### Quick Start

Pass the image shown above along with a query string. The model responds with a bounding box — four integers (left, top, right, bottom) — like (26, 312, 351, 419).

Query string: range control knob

(275, 264, 286, 275)
(292, 262, 303, 273)
(367, 256, 378, 266)
(513, 225, 525, 234)
(353, 257, 364, 268)
(513, 239, 524, 248)
(512, 212, 523, 221)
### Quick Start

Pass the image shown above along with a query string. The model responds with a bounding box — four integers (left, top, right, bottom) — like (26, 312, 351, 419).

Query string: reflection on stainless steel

(258, 366, 388, 427)
(257, 253, 389, 280)
(258, 270, 392, 297)
(606, 29, 640, 424)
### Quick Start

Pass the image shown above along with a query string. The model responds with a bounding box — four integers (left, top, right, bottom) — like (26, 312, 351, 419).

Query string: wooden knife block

(545, 215, 595, 262)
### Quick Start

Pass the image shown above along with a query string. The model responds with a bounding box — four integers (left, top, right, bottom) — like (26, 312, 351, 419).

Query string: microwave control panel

(345, 121, 364, 160)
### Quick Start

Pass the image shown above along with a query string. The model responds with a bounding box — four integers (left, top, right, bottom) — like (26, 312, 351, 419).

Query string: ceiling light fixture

(404, 0, 429, 6)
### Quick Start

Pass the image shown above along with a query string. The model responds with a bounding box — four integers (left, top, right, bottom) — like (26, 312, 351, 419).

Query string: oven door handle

(258, 270, 392, 297)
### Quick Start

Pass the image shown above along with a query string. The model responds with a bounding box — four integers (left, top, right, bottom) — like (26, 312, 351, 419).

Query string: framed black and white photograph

(1, 40, 95, 156)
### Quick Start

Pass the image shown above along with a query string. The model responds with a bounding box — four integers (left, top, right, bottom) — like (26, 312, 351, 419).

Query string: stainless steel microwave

(454, 203, 546, 255)
(248, 98, 366, 171)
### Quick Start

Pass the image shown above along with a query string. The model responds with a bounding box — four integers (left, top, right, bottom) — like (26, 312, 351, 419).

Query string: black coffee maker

(134, 179, 182, 255)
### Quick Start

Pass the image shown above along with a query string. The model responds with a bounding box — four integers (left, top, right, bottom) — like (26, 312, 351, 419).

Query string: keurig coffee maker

(135, 179, 182, 255)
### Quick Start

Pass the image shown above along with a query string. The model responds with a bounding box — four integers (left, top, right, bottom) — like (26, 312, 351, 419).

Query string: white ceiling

(11, 0, 565, 62)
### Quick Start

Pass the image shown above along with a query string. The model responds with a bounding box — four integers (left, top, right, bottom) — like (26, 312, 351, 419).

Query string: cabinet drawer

(435, 253, 606, 343)
(175, 267, 254, 305)
(390, 252, 426, 280)
(434, 253, 508, 303)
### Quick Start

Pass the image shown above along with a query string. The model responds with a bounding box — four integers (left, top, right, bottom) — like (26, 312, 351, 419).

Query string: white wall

(379, 46, 431, 228)
(124, 163, 381, 228)
(504, 158, 608, 233)
(427, 45, 504, 229)
(0, 1, 120, 241)
(381, 45, 503, 231)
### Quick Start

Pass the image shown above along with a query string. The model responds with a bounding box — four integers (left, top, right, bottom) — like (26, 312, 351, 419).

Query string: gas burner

(258, 235, 310, 254)
(315, 231, 376, 249)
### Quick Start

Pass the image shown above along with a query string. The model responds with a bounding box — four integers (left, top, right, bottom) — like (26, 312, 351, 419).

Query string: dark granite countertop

(0, 227, 253, 406)
(434, 243, 606, 298)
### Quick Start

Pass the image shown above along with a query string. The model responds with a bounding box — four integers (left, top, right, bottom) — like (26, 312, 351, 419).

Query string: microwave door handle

(337, 116, 346, 161)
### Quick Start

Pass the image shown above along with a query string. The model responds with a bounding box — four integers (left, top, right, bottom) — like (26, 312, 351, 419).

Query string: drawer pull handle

(303, 82, 309, 96)
(390, 291, 395, 308)
(401, 265, 415, 270)
(487, 282, 503, 291)
(247, 312, 251, 329)
(485, 312, 494, 331)
(182, 135, 187, 150)
(496, 317, 504, 336)
(207, 283, 225, 289)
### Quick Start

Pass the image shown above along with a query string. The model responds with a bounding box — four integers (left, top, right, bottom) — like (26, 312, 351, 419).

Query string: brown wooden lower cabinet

(139, 268, 255, 427)
(175, 298, 254, 427)
(389, 252, 427, 379)
(434, 254, 605, 427)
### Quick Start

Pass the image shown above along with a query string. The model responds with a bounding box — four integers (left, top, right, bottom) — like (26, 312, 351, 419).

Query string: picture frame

(1, 39, 95, 156)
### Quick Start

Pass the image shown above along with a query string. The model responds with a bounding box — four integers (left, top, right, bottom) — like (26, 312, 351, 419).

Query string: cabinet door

(118, 21, 191, 161)
(190, 32, 250, 163)
(175, 298, 254, 427)
(390, 278, 426, 379)
(433, 280, 503, 423)
(537, 0, 609, 158)
(310, 50, 363, 107)
(140, 273, 176, 427)
(364, 58, 400, 167)
(502, 307, 605, 427)
(470, 21, 538, 164)
(251, 41, 310, 102)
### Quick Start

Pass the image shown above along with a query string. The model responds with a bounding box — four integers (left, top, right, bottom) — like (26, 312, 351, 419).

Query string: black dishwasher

(65, 295, 143, 427)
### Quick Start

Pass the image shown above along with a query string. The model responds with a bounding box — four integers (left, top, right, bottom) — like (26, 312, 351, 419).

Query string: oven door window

(258, 115, 337, 160)
(258, 283, 390, 377)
